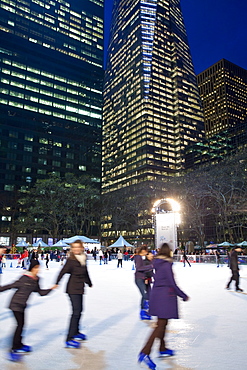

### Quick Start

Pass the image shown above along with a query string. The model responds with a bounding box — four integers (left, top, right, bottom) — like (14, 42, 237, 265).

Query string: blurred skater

(92, 249, 97, 262)
(55, 240, 92, 348)
(117, 250, 123, 268)
(0, 260, 56, 362)
(104, 250, 108, 264)
(138, 243, 189, 370)
(31, 249, 39, 260)
(98, 249, 103, 265)
(183, 249, 191, 267)
(144, 251, 154, 301)
(215, 250, 222, 267)
(21, 248, 29, 270)
(226, 247, 243, 291)
(134, 246, 153, 320)
(45, 253, 50, 270)
(1, 254, 7, 268)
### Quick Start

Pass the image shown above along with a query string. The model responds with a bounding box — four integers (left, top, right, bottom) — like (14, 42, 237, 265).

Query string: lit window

(66, 163, 73, 168)
(1, 216, 11, 221)
(25, 134, 33, 141)
(52, 160, 61, 167)
(24, 145, 33, 152)
(9, 131, 18, 138)
(38, 158, 47, 165)
(4, 185, 14, 191)
(37, 169, 46, 175)
(39, 138, 48, 144)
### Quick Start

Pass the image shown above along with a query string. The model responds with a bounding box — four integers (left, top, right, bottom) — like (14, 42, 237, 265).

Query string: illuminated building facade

(0, 0, 104, 241)
(103, 0, 204, 194)
(197, 59, 247, 138)
(185, 120, 247, 170)
(102, 0, 204, 242)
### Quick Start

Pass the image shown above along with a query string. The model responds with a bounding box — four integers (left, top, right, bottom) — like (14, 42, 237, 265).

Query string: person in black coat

(226, 247, 243, 291)
(55, 239, 92, 348)
(31, 249, 39, 260)
(0, 260, 56, 362)
(183, 248, 191, 267)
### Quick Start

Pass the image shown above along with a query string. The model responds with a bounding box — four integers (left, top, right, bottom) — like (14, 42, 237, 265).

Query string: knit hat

(28, 259, 40, 271)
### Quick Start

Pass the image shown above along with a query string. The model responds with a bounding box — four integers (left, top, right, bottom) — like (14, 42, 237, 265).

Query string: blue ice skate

(143, 300, 149, 310)
(65, 340, 81, 349)
(140, 310, 151, 320)
(73, 333, 87, 341)
(13, 344, 32, 353)
(159, 349, 174, 357)
(8, 351, 22, 362)
(138, 352, 156, 369)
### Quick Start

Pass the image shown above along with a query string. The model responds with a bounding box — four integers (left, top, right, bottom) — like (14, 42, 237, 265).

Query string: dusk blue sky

(104, 0, 247, 74)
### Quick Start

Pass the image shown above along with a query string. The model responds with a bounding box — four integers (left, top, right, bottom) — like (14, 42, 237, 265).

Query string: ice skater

(134, 246, 154, 320)
(117, 250, 123, 268)
(1, 254, 6, 268)
(226, 247, 243, 292)
(98, 249, 103, 264)
(183, 248, 191, 267)
(138, 243, 189, 370)
(104, 250, 109, 264)
(144, 251, 154, 302)
(45, 253, 50, 270)
(0, 260, 56, 362)
(215, 249, 222, 267)
(55, 239, 92, 348)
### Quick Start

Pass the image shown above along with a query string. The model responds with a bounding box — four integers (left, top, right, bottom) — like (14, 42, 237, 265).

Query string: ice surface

(0, 258, 247, 370)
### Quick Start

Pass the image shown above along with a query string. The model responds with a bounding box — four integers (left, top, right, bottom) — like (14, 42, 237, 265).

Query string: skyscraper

(0, 0, 104, 242)
(197, 59, 247, 138)
(103, 0, 204, 194)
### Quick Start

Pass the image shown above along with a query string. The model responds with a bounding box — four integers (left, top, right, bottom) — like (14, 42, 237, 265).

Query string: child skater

(138, 243, 189, 370)
(0, 260, 56, 362)
(55, 239, 92, 349)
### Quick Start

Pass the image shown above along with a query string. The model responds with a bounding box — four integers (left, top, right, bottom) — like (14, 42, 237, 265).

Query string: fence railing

(173, 255, 247, 265)
(4, 254, 21, 260)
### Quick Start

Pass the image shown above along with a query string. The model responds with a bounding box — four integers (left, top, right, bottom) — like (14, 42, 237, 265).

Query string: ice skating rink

(1, 259, 247, 370)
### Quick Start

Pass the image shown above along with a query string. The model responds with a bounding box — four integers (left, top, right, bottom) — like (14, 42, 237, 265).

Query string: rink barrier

(5, 254, 21, 260)
(173, 255, 247, 265)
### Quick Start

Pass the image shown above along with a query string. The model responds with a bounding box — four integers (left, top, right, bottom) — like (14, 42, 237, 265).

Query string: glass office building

(103, 0, 204, 194)
(185, 120, 247, 170)
(197, 59, 247, 138)
(0, 0, 104, 238)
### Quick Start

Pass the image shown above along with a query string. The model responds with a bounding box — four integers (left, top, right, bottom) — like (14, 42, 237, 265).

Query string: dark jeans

(141, 318, 168, 355)
(135, 278, 147, 309)
(117, 259, 122, 268)
(227, 270, 240, 289)
(67, 294, 83, 341)
(12, 311, 25, 350)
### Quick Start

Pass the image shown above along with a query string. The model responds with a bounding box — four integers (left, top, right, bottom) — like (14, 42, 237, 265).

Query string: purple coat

(134, 255, 153, 279)
(149, 257, 187, 319)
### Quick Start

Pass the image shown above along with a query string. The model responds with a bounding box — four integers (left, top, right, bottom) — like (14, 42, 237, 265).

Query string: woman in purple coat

(138, 243, 189, 370)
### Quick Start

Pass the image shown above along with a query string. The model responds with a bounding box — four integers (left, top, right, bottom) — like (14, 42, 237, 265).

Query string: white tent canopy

(52, 240, 69, 248)
(108, 235, 134, 248)
(32, 240, 48, 247)
(63, 235, 100, 244)
(16, 240, 29, 247)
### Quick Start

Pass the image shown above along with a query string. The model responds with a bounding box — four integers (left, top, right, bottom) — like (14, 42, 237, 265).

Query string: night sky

(104, 0, 247, 74)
